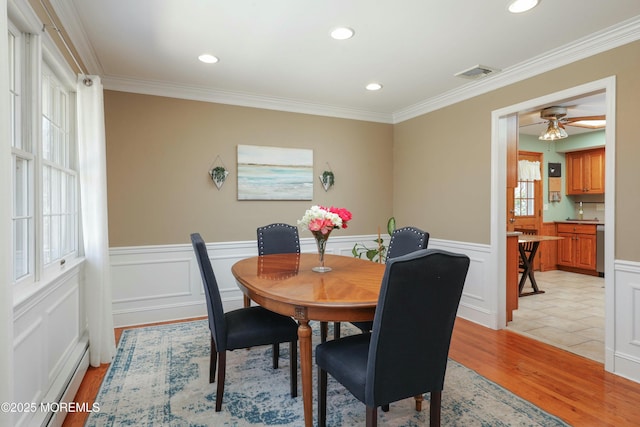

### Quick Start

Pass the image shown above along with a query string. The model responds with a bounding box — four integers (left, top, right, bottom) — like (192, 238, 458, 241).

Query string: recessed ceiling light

(198, 54, 219, 64)
(508, 0, 540, 13)
(330, 27, 355, 40)
(366, 83, 382, 91)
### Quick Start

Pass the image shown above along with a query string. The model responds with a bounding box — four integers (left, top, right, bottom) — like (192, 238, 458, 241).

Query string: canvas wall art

(237, 144, 313, 200)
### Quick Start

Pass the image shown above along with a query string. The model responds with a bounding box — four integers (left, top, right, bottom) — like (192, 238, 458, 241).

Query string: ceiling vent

(454, 64, 501, 80)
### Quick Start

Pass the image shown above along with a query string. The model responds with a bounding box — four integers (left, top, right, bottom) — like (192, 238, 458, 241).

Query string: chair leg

(381, 404, 389, 412)
(333, 322, 341, 339)
(318, 367, 328, 427)
(215, 352, 226, 412)
(273, 344, 279, 369)
(429, 390, 441, 427)
(414, 393, 423, 411)
(365, 406, 377, 427)
(320, 321, 328, 343)
(289, 341, 298, 398)
(209, 337, 217, 383)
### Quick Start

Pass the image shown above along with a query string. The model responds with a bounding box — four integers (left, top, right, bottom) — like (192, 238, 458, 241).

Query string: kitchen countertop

(555, 220, 604, 225)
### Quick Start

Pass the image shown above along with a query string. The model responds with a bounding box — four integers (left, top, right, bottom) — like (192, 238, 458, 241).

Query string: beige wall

(105, 41, 640, 261)
(104, 93, 394, 246)
(393, 40, 640, 260)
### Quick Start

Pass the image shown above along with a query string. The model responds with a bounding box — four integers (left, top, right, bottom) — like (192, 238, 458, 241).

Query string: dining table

(518, 234, 563, 296)
(231, 252, 385, 427)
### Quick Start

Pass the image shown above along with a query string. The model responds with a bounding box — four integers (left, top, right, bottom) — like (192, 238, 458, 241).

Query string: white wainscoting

(109, 235, 640, 383)
(12, 261, 89, 427)
(109, 235, 494, 328)
(612, 259, 640, 383)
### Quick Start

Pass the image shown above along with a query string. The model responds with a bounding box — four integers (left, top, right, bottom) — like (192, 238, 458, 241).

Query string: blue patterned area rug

(85, 320, 569, 426)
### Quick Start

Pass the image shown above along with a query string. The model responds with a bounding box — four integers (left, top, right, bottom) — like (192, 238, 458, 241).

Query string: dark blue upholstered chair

(386, 226, 430, 259)
(257, 223, 301, 256)
(256, 223, 338, 342)
(351, 226, 429, 333)
(317, 249, 470, 427)
(247, 223, 302, 308)
(191, 233, 299, 411)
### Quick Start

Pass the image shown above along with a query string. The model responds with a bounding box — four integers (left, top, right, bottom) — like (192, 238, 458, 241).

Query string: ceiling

(54, 1, 640, 126)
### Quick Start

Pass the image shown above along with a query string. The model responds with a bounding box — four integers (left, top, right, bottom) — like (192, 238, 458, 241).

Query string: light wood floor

(62, 317, 640, 427)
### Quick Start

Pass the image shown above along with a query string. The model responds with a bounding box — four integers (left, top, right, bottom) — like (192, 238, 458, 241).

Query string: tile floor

(507, 269, 605, 363)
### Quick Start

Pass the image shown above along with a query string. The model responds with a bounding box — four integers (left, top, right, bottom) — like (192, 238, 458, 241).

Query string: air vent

(454, 64, 501, 80)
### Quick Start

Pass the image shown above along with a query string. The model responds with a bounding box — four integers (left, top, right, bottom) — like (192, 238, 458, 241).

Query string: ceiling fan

(526, 106, 606, 140)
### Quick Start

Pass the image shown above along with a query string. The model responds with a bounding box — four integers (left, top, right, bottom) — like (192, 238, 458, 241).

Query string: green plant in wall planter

(319, 170, 335, 191)
(352, 217, 396, 263)
(209, 166, 229, 190)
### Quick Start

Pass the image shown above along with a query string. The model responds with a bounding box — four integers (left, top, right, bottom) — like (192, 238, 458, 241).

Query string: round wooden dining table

(231, 253, 385, 427)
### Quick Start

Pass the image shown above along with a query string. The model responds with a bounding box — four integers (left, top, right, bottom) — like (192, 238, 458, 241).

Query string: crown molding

(392, 15, 640, 123)
(52, 1, 640, 124)
(101, 76, 395, 123)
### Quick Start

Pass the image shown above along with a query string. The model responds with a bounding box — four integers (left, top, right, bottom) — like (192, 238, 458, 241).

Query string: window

(41, 64, 78, 268)
(9, 23, 78, 286)
(514, 180, 535, 216)
(9, 24, 34, 283)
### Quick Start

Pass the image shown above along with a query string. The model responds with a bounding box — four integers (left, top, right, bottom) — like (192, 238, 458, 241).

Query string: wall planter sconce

(209, 155, 229, 190)
(319, 163, 335, 192)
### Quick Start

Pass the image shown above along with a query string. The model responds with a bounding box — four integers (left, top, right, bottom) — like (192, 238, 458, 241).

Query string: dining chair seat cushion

(316, 333, 371, 403)
(225, 306, 299, 351)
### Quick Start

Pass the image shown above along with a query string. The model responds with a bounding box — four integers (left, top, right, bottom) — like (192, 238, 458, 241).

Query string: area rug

(85, 320, 569, 426)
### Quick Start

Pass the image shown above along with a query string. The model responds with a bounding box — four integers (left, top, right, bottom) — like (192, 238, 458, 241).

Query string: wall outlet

(543, 203, 549, 211)
(596, 203, 605, 211)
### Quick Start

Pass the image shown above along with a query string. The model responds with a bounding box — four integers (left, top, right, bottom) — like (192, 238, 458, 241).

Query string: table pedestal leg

(298, 320, 313, 427)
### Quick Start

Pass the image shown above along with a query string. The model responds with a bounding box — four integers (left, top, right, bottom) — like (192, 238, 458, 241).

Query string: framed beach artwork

(237, 144, 313, 200)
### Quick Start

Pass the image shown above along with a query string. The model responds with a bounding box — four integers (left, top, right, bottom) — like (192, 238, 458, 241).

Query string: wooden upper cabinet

(566, 148, 605, 195)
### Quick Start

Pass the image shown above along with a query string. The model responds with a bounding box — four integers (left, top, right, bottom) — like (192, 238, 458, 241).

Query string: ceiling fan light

(539, 119, 568, 141)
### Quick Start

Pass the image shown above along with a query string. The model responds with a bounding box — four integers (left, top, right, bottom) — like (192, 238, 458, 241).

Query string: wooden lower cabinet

(556, 223, 597, 273)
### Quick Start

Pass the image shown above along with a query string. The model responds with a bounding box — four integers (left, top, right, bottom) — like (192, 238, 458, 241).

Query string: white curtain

(77, 76, 116, 366)
(518, 160, 541, 181)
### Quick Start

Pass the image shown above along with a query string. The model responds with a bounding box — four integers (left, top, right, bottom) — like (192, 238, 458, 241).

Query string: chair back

(257, 223, 300, 255)
(191, 233, 228, 351)
(515, 227, 537, 255)
(365, 249, 470, 407)
(386, 226, 429, 260)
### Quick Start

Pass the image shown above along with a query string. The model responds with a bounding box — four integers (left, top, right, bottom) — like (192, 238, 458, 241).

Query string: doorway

(493, 77, 615, 370)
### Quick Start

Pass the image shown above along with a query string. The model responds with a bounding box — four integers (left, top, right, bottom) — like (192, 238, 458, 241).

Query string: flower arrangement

(298, 205, 352, 235)
(298, 205, 352, 272)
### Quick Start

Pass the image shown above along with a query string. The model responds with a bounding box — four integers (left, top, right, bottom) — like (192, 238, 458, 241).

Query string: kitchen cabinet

(566, 148, 605, 195)
(557, 223, 597, 272)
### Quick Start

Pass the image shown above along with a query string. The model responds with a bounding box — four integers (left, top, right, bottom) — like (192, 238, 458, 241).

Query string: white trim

(491, 77, 625, 374)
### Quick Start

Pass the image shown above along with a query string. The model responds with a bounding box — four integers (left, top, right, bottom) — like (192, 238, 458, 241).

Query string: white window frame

(9, 19, 80, 293)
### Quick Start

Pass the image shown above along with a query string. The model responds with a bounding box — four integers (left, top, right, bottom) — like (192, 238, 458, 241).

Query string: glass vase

(312, 230, 332, 272)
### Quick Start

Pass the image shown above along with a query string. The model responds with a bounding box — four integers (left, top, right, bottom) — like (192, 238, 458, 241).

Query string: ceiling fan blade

(520, 120, 546, 127)
(562, 114, 606, 129)
(563, 115, 606, 123)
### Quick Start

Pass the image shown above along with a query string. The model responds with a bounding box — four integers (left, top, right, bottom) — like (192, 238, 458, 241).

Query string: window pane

(14, 157, 29, 216)
(14, 219, 29, 279)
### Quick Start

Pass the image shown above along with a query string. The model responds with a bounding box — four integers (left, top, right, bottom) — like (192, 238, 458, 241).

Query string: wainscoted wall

(12, 262, 89, 427)
(613, 260, 640, 383)
(109, 235, 493, 328)
(110, 235, 640, 384)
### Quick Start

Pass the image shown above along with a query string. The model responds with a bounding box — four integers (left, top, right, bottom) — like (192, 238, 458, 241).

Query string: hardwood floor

(62, 317, 640, 427)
